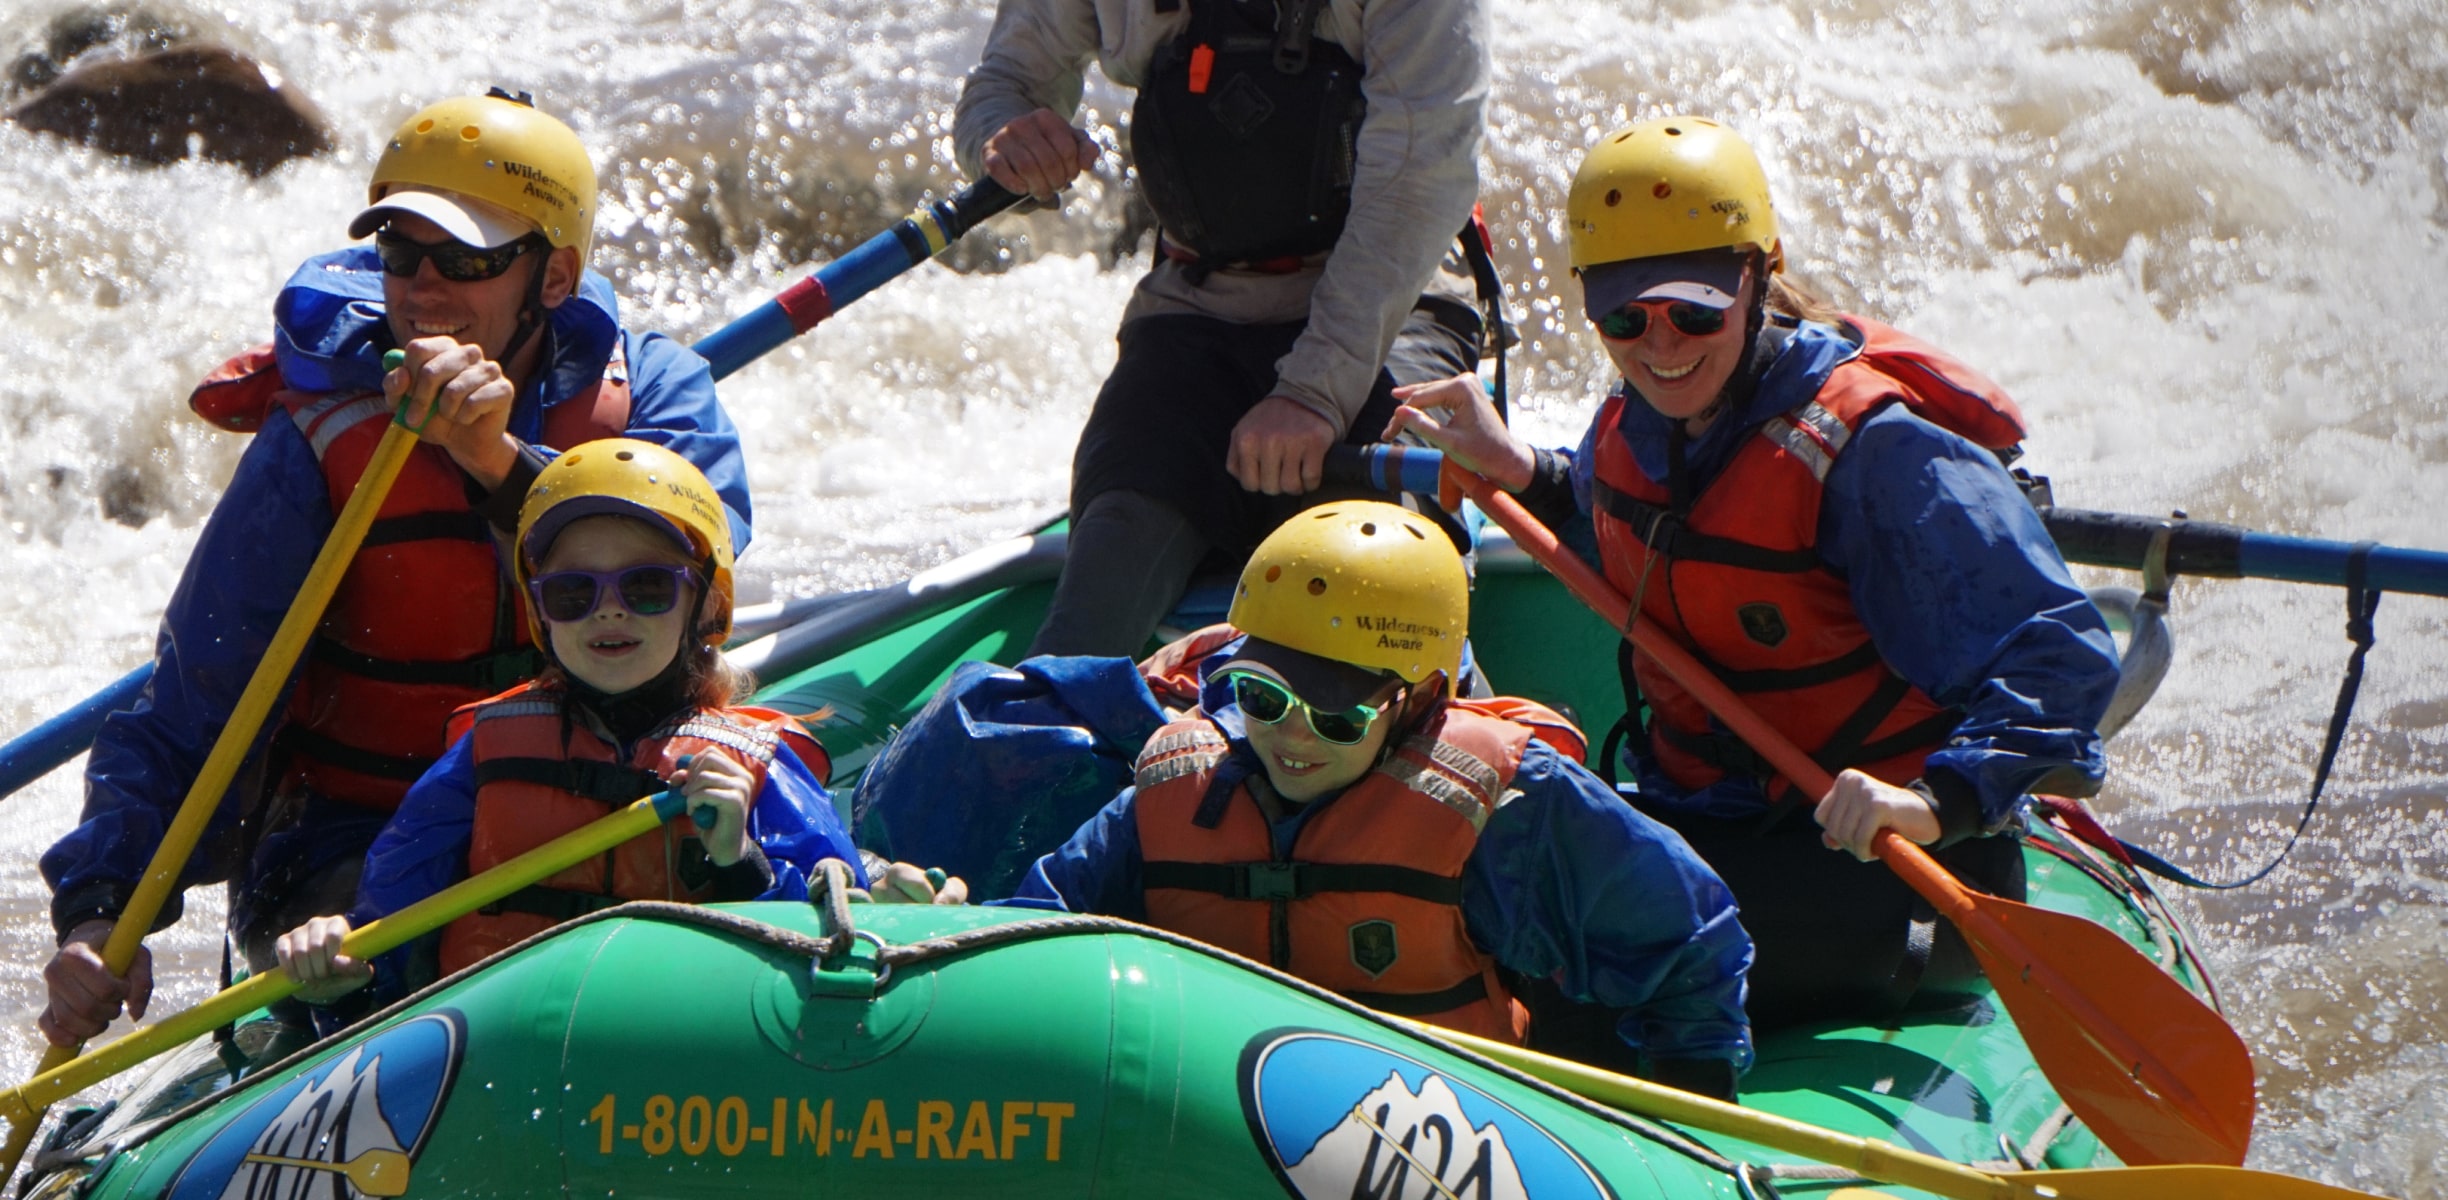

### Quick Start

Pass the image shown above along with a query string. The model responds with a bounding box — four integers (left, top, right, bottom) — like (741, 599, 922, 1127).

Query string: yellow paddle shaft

(1402, 1024, 2376, 1200)
(0, 414, 423, 1181)
(0, 788, 683, 1133)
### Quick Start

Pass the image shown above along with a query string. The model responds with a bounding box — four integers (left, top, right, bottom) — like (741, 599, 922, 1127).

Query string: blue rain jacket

(343, 722, 863, 1008)
(1562, 320, 2119, 830)
(854, 655, 1170, 900)
(43, 247, 752, 939)
(1013, 706, 1756, 1069)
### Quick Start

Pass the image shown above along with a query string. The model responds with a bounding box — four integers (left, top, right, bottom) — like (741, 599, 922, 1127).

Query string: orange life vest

(1131, 699, 1580, 1043)
(186, 344, 631, 810)
(1589, 316, 2025, 800)
(436, 683, 832, 973)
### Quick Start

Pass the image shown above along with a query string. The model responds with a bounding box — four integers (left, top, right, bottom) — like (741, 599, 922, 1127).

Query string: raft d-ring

(809, 928, 892, 998)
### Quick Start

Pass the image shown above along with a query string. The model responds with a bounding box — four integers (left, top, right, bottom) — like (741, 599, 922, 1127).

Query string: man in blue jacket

(38, 90, 752, 1045)
(1011, 501, 1754, 1097)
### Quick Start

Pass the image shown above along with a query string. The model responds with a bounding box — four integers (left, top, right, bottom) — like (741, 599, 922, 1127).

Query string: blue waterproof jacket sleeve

(41, 413, 332, 938)
(1460, 741, 1754, 1067)
(859, 656, 1166, 899)
(751, 741, 866, 901)
(1008, 787, 1148, 917)
(1818, 407, 2115, 829)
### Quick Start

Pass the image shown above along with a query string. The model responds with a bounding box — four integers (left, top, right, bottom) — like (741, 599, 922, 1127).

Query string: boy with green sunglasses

(1012, 500, 1756, 1098)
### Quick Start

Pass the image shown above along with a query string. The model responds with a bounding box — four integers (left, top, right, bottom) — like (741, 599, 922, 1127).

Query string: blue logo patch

(166, 1009, 466, 1199)
(1239, 1029, 1615, 1200)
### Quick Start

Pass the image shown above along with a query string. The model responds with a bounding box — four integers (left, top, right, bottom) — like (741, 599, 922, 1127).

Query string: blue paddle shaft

(695, 180, 1022, 381)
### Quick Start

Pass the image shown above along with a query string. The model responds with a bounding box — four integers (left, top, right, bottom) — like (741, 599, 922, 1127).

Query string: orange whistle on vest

(1188, 44, 1215, 94)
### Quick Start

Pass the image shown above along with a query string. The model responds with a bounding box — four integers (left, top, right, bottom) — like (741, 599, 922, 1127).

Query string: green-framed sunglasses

(1225, 671, 1394, 747)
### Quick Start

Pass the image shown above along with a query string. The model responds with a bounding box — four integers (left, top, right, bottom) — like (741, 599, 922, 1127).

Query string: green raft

(21, 524, 2220, 1199)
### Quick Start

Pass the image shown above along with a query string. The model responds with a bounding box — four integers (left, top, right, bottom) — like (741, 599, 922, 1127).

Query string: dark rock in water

(6, 3, 184, 95)
(8, 43, 332, 176)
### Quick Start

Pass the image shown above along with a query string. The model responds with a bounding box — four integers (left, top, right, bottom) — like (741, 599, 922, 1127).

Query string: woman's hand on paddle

(1813, 769, 1941, 862)
(274, 915, 375, 1005)
(1228, 396, 1338, 494)
(982, 108, 1099, 201)
(857, 862, 970, 906)
(386, 336, 519, 490)
(39, 920, 153, 1046)
(1385, 374, 1536, 492)
(673, 750, 756, 867)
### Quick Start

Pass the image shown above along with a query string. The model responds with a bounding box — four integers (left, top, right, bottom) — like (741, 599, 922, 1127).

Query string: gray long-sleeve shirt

(953, 0, 1489, 432)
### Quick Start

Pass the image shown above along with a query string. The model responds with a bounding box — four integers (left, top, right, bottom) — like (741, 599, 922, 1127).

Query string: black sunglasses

(1595, 300, 1730, 341)
(374, 230, 539, 282)
(528, 565, 699, 623)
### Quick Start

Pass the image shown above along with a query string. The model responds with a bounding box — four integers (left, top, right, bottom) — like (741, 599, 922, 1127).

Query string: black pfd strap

(1457, 215, 1512, 420)
(1589, 482, 1822, 573)
(1190, 756, 1253, 830)
(2123, 543, 2383, 889)
(474, 757, 667, 807)
(1750, 671, 1926, 833)
(360, 510, 494, 548)
(479, 885, 630, 922)
(1342, 972, 1489, 1017)
(309, 638, 543, 691)
(1141, 860, 1465, 905)
(273, 725, 439, 782)
(1271, 0, 1329, 72)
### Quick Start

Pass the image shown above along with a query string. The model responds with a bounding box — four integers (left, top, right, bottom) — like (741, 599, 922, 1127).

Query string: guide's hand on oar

(1813, 769, 1942, 862)
(273, 914, 374, 1004)
(38, 921, 152, 1046)
(981, 108, 1099, 201)
(1228, 397, 1337, 495)
(384, 336, 519, 490)
(853, 862, 969, 906)
(670, 751, 754, 867)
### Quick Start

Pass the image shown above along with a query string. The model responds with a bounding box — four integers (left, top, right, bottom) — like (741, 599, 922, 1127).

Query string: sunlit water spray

(0, 0, 2440, 1191)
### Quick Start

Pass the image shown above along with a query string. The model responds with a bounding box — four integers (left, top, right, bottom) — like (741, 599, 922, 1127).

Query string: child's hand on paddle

(274, 915, 374, 1004)
(856, 862, 969, 906)
(672, 750, 755, 866)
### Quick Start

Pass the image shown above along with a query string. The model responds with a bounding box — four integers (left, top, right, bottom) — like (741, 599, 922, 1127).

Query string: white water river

(0, 0, 2441, 1191)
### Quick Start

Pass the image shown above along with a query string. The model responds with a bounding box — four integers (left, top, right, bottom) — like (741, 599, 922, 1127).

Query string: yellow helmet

(1566, 115, 1780, 271)
(353, 90, 596, 258)
(1227, 500, 1467, 695)
(515, 439, 736, 646)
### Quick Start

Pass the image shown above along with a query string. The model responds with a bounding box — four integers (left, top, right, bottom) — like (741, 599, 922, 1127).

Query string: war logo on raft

(164, 1009, 466, 1200)
(1239, 1029, 1615, 1200)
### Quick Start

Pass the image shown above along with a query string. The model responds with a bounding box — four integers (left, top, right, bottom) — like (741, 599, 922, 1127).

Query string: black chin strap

(495, 237, 555, 376)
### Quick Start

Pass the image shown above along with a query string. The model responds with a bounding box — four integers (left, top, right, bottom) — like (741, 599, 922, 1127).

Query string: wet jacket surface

(44, 246, 751, 938)
(1014, 704, 1756, 1068)
(1559, 319, 2119, 832)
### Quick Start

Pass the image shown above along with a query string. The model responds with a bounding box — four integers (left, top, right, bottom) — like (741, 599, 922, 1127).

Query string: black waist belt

(1142, 860, 1463, 906)
(474, 757, 666, 806)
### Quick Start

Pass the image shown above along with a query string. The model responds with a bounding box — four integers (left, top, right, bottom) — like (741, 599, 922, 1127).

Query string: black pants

(1033, 302, 1477, 658)
(1645, 806, 2026, 1033)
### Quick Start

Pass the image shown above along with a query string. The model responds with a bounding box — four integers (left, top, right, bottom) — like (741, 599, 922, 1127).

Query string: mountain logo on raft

(1239, 1029, 1614, 1200)
(164, 1009, 466, 1200)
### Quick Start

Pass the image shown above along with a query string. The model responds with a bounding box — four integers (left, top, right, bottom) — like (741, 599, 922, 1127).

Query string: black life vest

(1130, 0, 1364, 265)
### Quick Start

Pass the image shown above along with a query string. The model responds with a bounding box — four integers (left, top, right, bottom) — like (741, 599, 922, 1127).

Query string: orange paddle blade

(1962, 885, 2258, 1165)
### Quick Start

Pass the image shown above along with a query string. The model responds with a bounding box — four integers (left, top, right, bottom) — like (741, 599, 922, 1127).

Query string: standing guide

(1387, 116, 2120, 1030)
(956, 0, 1500, 657)
(39, 91, 754, 1045)
(1008, 501, 1755, 1098)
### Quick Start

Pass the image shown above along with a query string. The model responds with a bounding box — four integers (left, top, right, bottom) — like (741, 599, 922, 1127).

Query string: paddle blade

(2028, 1165, 2383, 1200)
(1967, 894, 2256, 1166)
